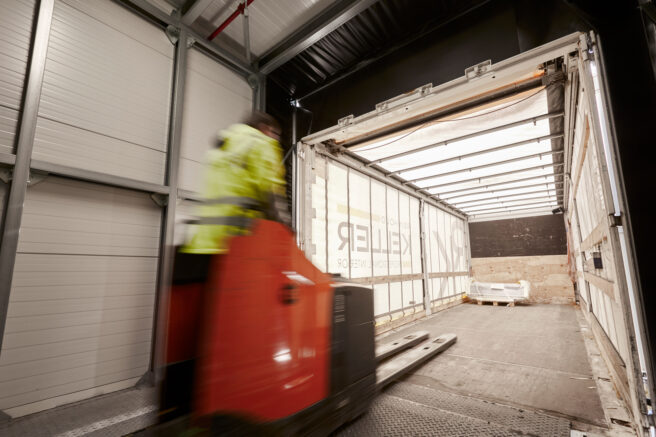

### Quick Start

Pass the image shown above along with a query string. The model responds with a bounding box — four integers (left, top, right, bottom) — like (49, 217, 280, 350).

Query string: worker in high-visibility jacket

(161, 112, 285, 421)
(182, 111, 286, 255)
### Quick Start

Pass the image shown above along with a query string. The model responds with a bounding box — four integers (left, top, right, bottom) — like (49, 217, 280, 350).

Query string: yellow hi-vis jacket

(181, 123, 285, 254)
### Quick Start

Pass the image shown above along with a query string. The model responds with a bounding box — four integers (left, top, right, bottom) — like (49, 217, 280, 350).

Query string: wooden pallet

(472, 298, 516, 307)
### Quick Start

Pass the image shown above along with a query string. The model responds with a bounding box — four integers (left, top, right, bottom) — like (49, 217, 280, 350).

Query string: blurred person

(160, 111, 287, 424)
(182, 111, 287, 255)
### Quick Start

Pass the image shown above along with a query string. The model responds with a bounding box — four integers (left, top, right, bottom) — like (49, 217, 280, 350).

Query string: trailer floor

(341, 302, 634, 436)
(0, 303, 633, 436)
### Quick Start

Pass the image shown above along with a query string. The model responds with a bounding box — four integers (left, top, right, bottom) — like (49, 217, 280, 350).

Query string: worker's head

(245, 111, 281, 141)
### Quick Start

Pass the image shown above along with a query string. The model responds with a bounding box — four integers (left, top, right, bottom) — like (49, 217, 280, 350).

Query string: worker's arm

(248, 140, 285, 203)
(248, 140, 290, 226)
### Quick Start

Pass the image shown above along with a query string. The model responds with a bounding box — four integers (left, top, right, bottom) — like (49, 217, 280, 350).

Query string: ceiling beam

(451, 188, 564, 207)
(257, 0, 381, 74)
(468, 206, 559, 221)
(438, 174, 564, 197)
(421, 163, 564, 191)
(463, 199, 559, 214)
(389, 133, 563, 176)
(116, 0, 253, 76)
(181, 0, 216, 26)
(405, 150, 564, 185)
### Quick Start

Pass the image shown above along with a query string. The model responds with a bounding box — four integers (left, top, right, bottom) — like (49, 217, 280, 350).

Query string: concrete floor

(0, 302, 633, 436)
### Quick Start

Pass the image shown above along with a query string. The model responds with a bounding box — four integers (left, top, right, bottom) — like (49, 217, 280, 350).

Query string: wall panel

(0, 177, 160, 416)
(32, 0, 172, 184)
(0, 0, 35, 154)
(179, 48, 252, 193)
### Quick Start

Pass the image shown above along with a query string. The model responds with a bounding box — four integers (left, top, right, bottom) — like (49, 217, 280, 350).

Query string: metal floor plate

(0, 386, 157, 437)
(335, 381, 571, 437)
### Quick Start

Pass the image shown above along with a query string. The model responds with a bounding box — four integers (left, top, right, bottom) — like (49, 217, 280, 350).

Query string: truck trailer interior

(0, 0, 655, 436)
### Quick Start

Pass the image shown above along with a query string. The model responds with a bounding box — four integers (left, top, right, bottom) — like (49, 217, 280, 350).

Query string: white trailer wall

(423, 204, 468, 306)
(300, 148, 469, 326)
(568, 84, 629, 365)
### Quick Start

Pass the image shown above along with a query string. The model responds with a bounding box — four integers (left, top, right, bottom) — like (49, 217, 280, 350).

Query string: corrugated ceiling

(190, 0, 335, 56)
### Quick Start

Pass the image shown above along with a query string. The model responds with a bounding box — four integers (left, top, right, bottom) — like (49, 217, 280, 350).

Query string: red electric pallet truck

(149, 220, 456, 436)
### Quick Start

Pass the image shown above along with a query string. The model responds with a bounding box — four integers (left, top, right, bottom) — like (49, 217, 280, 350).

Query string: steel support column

(254, 73, 266, 111)
(151, 28, 189, 381)
(291, 107, 298, 235)
(0, 0, 55, 352)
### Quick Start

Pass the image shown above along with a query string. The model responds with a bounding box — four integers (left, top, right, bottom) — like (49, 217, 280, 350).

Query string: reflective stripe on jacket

(181, 123, 284, 254)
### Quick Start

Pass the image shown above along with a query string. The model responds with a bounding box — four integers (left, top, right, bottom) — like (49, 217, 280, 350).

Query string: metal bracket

(136, 370, 155, 388)
(0, 167, 11, 184)
(375, 83, 432, 114)
(609, 213, 623, 227)
(150, 193, 168, 207)
(186, 36, 196, 48)
(165, 24, 180, 45)
(27, 170, 48, 186)
(337, 114, 354, 127)
(542, 70, 566, 87)
(323, 140, 344, 156)
(465, 60, 492, 80)
(247, 73, 260, 89)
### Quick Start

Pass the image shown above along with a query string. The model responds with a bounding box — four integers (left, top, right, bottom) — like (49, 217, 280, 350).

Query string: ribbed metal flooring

(335, 382, 571, 436)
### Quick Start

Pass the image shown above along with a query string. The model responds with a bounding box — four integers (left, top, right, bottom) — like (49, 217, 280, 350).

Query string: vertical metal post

(291, 107, 297, 237)
(464, 218, 472, 282)
(0, 0, 55, 352)
(418, 200, 431, 316)
(242, 0, 252, 65)
(346, 167, 351, 279)
(256, 73, 266, 111)
(151, 28, 188, 380)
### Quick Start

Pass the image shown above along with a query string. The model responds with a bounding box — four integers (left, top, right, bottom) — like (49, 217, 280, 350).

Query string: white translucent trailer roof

(349, 87, 562, 220)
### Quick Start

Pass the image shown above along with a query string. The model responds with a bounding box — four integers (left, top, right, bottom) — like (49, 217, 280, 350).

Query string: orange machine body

(193, 220, 333, 421)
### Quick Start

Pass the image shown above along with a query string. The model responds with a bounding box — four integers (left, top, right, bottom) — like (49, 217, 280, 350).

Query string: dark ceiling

(268, 0, 490, 99)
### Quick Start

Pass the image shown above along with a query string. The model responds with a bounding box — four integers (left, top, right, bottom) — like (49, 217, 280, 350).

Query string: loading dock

(1, 0, 654, 436)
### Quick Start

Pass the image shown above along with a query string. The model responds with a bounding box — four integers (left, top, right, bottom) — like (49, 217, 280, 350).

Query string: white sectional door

(31, 0, 173, 184)
(0, 177, 161, 417)
(179, 48, 252, 193)
(0, 0, 171, 417)
(0, 0, 36, 156)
